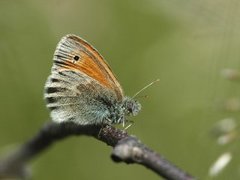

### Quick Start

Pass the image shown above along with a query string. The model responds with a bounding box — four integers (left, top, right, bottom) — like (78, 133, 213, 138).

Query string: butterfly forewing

(53, 34, 123, 100)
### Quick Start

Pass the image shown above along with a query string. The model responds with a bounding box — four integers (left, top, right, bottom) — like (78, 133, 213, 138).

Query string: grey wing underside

(44, 70, 114, 125)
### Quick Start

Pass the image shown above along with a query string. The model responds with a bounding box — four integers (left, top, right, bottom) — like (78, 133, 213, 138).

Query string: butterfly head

(122, 97, 141, 116)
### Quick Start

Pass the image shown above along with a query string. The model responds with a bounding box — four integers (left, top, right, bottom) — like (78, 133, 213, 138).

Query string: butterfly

(44, 34, 141, 126)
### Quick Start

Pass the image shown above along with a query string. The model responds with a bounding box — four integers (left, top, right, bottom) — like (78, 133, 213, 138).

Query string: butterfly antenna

(136, 95, 149, 99)
(132, 79, 159, 98)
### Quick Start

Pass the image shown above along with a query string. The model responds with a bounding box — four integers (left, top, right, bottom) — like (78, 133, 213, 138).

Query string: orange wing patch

(68, 35, 120, 88)
(55, 34, 124, 100)
(64, 52, 113, 89)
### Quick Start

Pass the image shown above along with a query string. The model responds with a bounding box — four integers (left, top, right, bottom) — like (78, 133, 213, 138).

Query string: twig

(0, 122, 195, 180)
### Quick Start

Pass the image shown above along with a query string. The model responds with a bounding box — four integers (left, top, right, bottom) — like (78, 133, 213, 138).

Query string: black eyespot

(74, 55, 80, 61)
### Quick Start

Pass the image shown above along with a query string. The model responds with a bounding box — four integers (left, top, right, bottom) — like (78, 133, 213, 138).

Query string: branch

(0, 122, 195, 180)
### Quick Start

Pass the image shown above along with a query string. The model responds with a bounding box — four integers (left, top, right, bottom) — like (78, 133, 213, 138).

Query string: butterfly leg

(97, 118, 114, 138)
(124, 120, 134, 130)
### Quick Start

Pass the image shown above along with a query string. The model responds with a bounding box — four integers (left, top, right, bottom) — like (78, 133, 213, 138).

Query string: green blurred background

(1, 0, 240, 179)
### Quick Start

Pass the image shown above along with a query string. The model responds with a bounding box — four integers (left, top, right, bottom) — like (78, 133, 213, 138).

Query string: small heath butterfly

(44, 34, 141, 126)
